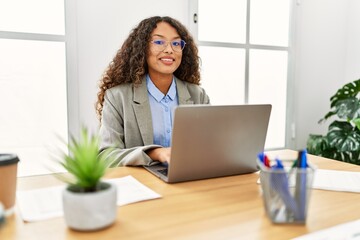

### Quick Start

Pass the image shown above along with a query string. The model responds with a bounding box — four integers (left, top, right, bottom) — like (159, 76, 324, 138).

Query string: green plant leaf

(330, 79, 360, 108)
(52, 127, 114, 192)
(335, 98, 360, 120)
(345, 151, 360, 165)
(327, 121, 360, 152)
(306, 134, 330, 155)
(319, 111, 337, 124)
(306, 134, 346, 161)
(353, 118, 360, 131)
(320, 79, 360, 122)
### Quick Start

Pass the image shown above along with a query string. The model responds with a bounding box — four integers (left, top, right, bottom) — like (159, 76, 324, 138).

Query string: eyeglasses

(150, 39, 186, 52)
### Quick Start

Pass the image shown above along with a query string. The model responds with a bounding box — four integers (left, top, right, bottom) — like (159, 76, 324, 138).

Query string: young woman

(96, 16, 210, 167)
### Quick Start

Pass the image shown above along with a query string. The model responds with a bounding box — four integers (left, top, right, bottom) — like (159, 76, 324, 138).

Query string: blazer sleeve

(200, 87, 210, 104)
(99, 88, 160, 167)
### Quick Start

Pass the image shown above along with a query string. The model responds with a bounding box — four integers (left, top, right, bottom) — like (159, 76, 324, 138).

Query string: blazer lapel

(176, 77, 194, 105)
(132, 76, 193, 145)
(132, 79, 154, 145)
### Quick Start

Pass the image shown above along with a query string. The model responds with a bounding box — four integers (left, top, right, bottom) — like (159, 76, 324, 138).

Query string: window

(0, 0, 70, 176)
(192, 0, 293, 149)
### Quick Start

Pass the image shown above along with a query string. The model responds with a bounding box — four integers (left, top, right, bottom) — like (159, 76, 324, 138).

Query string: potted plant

(54, 127, 117, 231)
(307, 78, 360, 165)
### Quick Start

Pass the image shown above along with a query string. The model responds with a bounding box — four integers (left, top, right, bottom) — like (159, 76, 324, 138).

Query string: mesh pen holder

(258, 160, 316, 224)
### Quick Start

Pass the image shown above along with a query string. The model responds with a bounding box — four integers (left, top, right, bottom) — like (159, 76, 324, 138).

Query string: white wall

(345, 0, 360, 81)
(75, 0, 189, 133)
(293, 0, 360, 149)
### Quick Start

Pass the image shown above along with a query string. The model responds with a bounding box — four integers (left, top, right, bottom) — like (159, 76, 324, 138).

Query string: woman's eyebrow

(151, 34, 181, 40)
(152, 34, 164, 38)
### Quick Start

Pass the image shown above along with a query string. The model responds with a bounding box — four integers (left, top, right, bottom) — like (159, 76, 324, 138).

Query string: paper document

(313, 169, 360, 192)
(17, 175, 161, 222)
(292, 219, 360, 239)
(106, 176, 161, 206)
(17, 185, 64, 222)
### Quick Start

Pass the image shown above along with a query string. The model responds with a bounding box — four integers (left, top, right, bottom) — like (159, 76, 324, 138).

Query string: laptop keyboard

(157, 168, 168, 176)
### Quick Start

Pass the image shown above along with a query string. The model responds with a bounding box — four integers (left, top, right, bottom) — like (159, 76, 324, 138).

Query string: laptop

(144, 104, 272, 183)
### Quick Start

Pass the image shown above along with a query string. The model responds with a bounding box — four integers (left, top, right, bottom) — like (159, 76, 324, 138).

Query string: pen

(270, 158, 299, 219)
(264, 155, 271, 168)
(257, 152, 265, 163)
(274, 158, 284, 169)
(257, 152, 271, 168)
(295, 149, 307, 221)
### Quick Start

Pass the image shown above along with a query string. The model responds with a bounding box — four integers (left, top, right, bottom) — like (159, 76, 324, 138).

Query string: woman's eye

(153, 40, 165, 45)
(172, 41, 180, 46)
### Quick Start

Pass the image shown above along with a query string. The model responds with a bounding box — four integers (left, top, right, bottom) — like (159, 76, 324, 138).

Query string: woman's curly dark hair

(96, 16, 201, 120)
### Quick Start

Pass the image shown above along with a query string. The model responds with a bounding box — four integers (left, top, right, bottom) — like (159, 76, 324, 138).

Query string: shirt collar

(146, 74, 177, 102)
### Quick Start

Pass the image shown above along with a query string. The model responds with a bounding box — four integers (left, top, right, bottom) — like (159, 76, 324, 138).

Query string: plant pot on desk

(62, 181, 117, 231)
(50, 127, 119, 231)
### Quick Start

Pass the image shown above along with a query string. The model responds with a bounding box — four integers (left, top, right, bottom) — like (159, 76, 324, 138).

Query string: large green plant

(307, 79, 360, 164)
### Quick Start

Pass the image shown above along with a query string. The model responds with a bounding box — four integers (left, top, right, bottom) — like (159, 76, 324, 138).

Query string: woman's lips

(160, 57, 175, 65)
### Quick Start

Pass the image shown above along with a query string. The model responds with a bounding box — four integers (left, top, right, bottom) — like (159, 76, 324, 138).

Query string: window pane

(249, 49, 288, 148)
(198, 0, 247, 43)
(250, 0, 290, 46)
(0, 0, 65, 35)
(199, 46, 245, 105)
(0, 39, 68, 176)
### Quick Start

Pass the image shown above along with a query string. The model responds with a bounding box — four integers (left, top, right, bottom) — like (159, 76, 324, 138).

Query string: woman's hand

(146, 147, 171, 164)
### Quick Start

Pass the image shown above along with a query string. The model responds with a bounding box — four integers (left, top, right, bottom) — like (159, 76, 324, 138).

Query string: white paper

(17, 185, 65, 222)
(16, 175, 161, 222)
(312, 169, 360, 192)
(106, 176, 161, 206)
(292, 219, 360, 239)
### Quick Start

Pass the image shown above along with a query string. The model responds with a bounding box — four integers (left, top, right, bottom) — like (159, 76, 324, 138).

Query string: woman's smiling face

(147, 22, 183, 80)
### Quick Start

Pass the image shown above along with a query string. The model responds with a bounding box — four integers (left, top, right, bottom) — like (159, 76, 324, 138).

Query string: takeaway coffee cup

(0, 154, 19, 216)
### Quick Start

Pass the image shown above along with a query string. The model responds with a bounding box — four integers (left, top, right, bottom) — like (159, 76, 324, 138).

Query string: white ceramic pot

(62, 182, 117, 231)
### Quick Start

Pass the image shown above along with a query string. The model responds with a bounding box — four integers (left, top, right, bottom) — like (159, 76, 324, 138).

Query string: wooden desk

(1, 149, 360, 240)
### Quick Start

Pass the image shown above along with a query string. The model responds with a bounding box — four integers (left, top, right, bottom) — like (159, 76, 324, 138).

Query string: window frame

(0, 0, 79, 139)
(189, 0, 297, 150)
(0, 0, 79, 176)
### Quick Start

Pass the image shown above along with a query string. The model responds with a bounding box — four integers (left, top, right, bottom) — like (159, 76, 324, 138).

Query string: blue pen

(274, 158, 284, 168)
(295, 149, 307, 221)
(258, 152, 265, 164)
(300, 149, 308, 168)
(257, 152, 270, 168)
(270, 158, 299, 219)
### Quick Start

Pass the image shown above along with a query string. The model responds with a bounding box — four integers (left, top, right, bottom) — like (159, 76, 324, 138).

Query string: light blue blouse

(146, 75, 179, 147)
